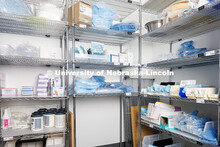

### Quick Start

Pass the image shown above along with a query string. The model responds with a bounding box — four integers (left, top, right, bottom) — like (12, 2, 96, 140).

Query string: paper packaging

(119, 53, 128, 64)
(52, 87, 64, 97)
(109, 54, 119, 63)
(68, 1, 92, 27)
(2, 88, 17, 96)
(160, 112, 182, 131)
(170, 85, 180, 97)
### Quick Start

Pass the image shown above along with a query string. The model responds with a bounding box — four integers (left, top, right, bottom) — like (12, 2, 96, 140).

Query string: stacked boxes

(21, 86, 34, 96)
(37, 74, 49, 96)
(50, 77, 64, 97)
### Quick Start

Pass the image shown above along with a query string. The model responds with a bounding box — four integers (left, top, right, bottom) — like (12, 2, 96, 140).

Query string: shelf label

(123, 63, 129, 66)
(130, 63, 140, 67)
(144, 94, 148, 97)
(149, 124, 154, 128)
(114, 62, 120, 66)
(205, 50, 215, 56)
(3, 137, 13, 141)
(196, 99, 205, 104)
(126, 93, 132, 96)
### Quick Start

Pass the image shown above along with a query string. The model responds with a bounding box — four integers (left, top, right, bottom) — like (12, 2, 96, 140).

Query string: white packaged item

(186, 88, 197, 99)
(52, 87, 64, 97)
(36, 3, 63, 21)
(37, 83, 48, 87)
(2, 108, 11, 130)
(146, 103, 154, 118)
(170, 85, 180, 97)
(37, 91, 48, 96)
(44, 112, 55, 128)
(55, 111, 66, 128)
(109, 54, 119, 63)
(11, 112, 29, 129)
(195, 88, 218, 99)
(38, 74, 49, 79)
(16, 43, 40, 58)
(2, 88, 17, 97)
(127, 52, 134, 64)
(31, 112, 43, 131)
(119, 53, 128, 64)
(37, 88, 47, 92)
(180, 80, 196, 87)
(0, 44, 16, 56)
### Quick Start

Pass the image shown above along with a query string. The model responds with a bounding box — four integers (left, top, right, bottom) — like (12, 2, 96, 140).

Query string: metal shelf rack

(143, 94, 219, 105)
(142, 0, 220, 43)
(0, 96, 69, 101)
(0, 0, 70, 146)
(143, 49, 220, 69)
(70, 26, 139, 46)
(141, 116, 212, 147)
(0, 13, 66, 38)
(69, 0, 142, 147)
(0, 55, 66, 67)
(2, 127, 66, 140)
(75, 60, 140, 70)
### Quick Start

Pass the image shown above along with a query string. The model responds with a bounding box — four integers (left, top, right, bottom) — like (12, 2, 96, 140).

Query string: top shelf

(143, 0, 178, 14)
(79, 0, 139, 20)
(142, 0, 220, 43)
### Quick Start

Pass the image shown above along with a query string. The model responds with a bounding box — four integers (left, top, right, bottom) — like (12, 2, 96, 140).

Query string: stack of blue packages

(90, 76, 107, 88)
(178, 41, 207, 57)
(75, 77, 100, 94)
(0, 0, 33, 16)
(92, 2, 116, 29)
(110, 22, 140, 33)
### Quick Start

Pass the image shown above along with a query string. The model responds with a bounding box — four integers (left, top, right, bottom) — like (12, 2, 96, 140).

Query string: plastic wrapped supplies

(147, 83, 171, 96)
(90, 42, 105, 55)
(0, 0, 33, 16)
(16, 43, 40, 57)
(92, 2, 116, 29)
(0, 44, 17, 56)
(111, 22, 140, 33)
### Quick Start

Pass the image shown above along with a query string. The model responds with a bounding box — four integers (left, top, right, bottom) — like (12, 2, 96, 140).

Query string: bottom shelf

(2, 127, 66, 140)
(141, 116, 213, 147)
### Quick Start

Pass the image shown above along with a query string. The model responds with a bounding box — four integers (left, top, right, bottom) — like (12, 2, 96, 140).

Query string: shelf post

(138, 0, 143, 147)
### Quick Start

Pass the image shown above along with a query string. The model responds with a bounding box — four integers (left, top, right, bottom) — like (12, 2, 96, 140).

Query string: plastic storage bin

(165, 143, 183, 147)
(142, 134, 160, 147)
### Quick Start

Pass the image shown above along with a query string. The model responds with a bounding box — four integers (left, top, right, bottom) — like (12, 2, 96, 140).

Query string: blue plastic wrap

(91, 42, 105, 55)
(75, 88, 96, 95)
(147, 83, 171, 94)
(75, 77, 100, 89)
(181, 41, 194, 47)
(107, 82, 123, 88)
(95, 88, 123, 94)
(0, 0, 33, 16)
(141, 108, 148, 115)
(120, 86, 134, 93)
(110, 22, 140, 33)
(90, 76, 107, 88)
(75, 46, 86, 54)
(92, 2, 116, 29)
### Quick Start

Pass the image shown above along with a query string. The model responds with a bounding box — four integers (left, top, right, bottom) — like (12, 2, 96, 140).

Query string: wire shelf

(70, 26, 139, 46)
(143, 94, 219, 105)
(142, 0, 220, 43)
(2, 127, 66, 139)
(143, 49, 220, 68)
(1, 96, 68, 101)
(75, 93, 123, 97)
(141, 116, 212, 147)
(75, 61, 139, 70)
(143, 0, 178, 14)
(78, 0, 139, 20)
(23, 0, 64, 7)
(0, 55, 66, 67)
(0, 13, 66, 38)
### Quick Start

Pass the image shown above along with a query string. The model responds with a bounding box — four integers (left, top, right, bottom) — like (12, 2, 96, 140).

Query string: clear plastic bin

(75, 54, 107, 62)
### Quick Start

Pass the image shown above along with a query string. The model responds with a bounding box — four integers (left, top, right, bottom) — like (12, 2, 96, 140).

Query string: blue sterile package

(111, 22, 140, 33)
(75, 46, 86, 54)
(181, 41, 194, 47)
(147, 83, 171, 94)
(90, 76, 107, 88)
(75, 77, 100, 89)
(120, 86, 134, 93)
(141, 108, 148, 115)
(95, 88, 123, 94)
(107, 82, 123, 88)
(90, 42, 105, 55)
(179, 87, 187, 98)
(183, 84, 201, 93)
(92, 2, 116, 29)
(0, 0, 33, 16)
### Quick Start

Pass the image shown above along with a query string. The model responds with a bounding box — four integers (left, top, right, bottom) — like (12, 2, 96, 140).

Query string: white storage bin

(195, 88, 217, 99)
(142, 134, 160, 147)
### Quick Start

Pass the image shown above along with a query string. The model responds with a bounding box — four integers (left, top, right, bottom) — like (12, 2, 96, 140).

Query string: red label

(4, 120, 8, 127)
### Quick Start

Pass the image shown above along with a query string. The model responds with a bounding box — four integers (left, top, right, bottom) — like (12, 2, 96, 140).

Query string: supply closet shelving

(0, 0, 70, 146)
(138, 0, 220, 147)
(69, 0, 142, 147)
